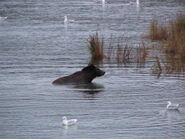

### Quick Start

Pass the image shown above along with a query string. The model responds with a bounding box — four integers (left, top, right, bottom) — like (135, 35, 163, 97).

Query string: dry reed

(87, 33, 105, 61)
(147, 14, 185, 60)
(136, 42, 148, 66)
(148, 14, 185, 74)
(88, 33, 148, 66)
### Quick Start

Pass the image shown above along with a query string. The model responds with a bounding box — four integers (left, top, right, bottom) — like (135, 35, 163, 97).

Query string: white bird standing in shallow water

(62, 116, 77, 126)
(166, 101, 179, 110)
(64, 15, 68, 24)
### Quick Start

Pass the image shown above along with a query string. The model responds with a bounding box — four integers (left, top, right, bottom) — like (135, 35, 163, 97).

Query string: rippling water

(0, 0, 185, 138)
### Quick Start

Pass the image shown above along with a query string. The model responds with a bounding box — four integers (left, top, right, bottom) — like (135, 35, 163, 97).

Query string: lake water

(0, 0, 185, 138)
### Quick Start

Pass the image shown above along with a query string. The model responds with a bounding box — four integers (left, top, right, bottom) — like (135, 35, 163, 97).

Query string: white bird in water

(102, 0, 106, 9)
(102, 0, 105, 5)
(62, 116, 77, 126)
(136, 0, 140, 8)
(166, 101, 179, 110)
(64, 15, 75, 24)
(64, 15, 68, 24)
(136, 0, 139, 5)
(0, 16, 7, 21)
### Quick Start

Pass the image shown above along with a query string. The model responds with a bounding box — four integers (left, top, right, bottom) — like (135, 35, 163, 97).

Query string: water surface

(0, 0, 185, 138)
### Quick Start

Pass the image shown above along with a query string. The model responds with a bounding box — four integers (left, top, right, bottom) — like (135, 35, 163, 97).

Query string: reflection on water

(74, 83, 104, 94)
(165, 109, 181, 120)
(61, 124, 78, 136)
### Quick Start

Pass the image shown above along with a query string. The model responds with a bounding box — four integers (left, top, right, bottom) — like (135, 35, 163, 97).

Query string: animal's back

(52, 64, 105, 85)
(52, 71, 87, 85)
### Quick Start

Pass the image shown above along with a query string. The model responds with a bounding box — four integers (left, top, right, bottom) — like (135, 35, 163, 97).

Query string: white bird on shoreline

(62, 116, 77, 126)
(166, 101, 179, 110)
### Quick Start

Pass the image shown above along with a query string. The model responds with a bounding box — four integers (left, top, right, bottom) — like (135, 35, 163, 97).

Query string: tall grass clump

(165, 14, 185, 60)
(149, 20, 168, 41)
(87, 33, 105, 61)
(147, 14, 185, 60)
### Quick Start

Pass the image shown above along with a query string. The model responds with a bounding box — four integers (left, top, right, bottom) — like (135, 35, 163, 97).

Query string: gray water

(1, 0, 185, 139)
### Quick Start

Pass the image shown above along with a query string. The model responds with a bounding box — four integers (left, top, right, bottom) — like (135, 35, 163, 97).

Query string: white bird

(102, 0, 106, 9)
(166, 101, 179, 110)
(64, 15, 75, 25)
(0, 16, 7, 21)
(102, 0, 105, 4)
(64, 15, 68, 24)
(136, 0, 139, 5)
(62, 116, 77, 126)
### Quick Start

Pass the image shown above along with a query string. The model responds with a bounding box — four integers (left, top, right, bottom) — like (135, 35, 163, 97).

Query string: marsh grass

(88, 34, 133, 64)
(148, 20, 168, 41)
(151, 57, 162, 75)
(116, 44, 132, 64)
(87, 15, 185, 75)
(105, 36, 149, 65)
(152, 56, 185, 75)
(135, 43, 148, 67)
(88, 33, 148, 65)
(88, 33, 105, 61)
(147, 14, 185, 75)
(147, 14, 185, 60)
(107, 37, 132, 64)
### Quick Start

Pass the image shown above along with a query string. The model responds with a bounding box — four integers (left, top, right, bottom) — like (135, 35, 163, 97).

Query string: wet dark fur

(52, 64, 105, 85)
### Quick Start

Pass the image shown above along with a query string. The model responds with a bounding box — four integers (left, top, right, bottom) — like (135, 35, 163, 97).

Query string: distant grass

(147, 14, 185, 60)
(151, 57, 162, 75)
(148, 20, 168, 41)
(147, 14, 185, 75)
(87, 14, 185, 75)
(164, 14, 185, 61)
(152, 55, 185, 75)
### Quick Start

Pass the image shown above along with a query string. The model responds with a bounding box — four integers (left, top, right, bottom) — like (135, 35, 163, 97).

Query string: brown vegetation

(107, 37, 132, 64)
(87, 33, 105, 61)
(147, 14, 185, 60)
(87, 14, 185, 75)
(147, 14, 185, 74)
(88, 33, 148, 66)
(135, 43, 148, 66)
(148, 20, 168, 41)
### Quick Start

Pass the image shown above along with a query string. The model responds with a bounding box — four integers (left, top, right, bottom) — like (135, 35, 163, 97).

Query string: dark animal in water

(52, 64, 105, 85)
